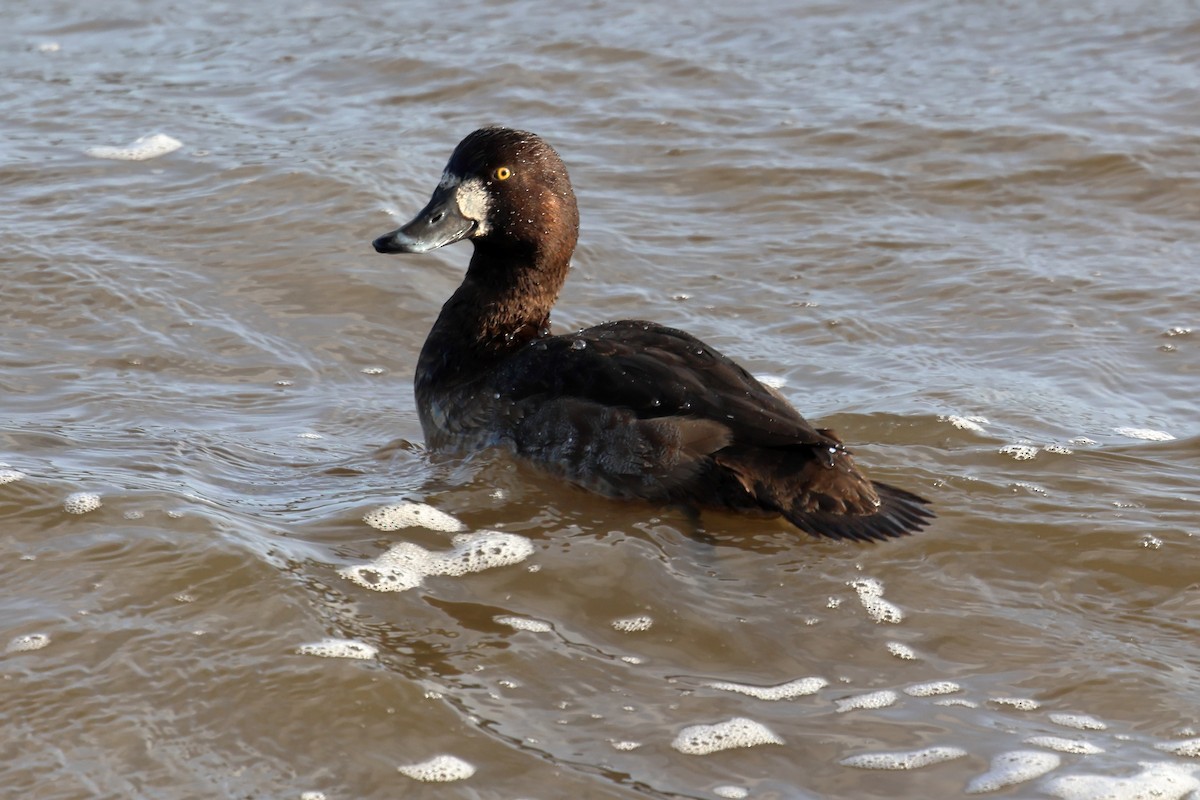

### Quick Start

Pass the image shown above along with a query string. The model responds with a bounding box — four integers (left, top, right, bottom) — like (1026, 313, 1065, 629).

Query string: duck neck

(418, 240, 570, 381)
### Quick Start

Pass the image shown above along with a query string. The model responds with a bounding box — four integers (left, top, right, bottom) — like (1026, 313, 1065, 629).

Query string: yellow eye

(495, 166, 512, 181)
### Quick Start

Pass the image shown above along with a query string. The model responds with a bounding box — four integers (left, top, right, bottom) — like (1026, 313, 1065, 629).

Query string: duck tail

(780, 480, 934, 543)
(713, 446, 935, 542)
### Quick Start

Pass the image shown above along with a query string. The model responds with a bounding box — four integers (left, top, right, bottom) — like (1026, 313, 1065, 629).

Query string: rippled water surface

(4, 1, 1199, 797)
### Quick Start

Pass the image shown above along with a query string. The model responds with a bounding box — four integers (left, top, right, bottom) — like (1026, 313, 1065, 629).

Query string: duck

(372, 127, 933, 542)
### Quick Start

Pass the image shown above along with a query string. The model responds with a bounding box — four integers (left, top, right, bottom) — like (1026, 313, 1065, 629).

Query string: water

(3, 0, 1198, 797)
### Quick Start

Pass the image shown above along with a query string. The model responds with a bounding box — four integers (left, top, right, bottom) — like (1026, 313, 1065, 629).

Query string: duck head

(372, 127, 579, 260)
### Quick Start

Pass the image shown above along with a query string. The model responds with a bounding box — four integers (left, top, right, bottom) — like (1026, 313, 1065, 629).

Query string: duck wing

(496, 320, 836, 449)
(491, 320, 932, 541)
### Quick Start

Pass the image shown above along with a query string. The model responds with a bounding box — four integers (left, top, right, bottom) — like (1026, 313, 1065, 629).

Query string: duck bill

(372, 187, 475, 254)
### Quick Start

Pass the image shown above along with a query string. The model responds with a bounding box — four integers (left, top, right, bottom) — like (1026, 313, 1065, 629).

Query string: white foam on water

(396, 754, 475, 782)
(989, 697, 1041, 711)
(297, 432, 323, 440)
(887, 641, 919, 660)
(1070, 436, 1098, 445)
(966, 750, 1061, 793)
(1025, 736, 1104, 755)
(1114, 427, 1175, 442)
(706, 676, 828, 700)
(295, 639, 377, 660)
(1049, 713, 1107, 731)
(339, 531, 534, 593)
(835, 689, 899, 713)
(1044, 443, 1074, 454)
(999, 444, 1038, 460)
(299, 792, 325, 800)
(849, 578, 904, 623)
(363, 501, 466, 532)
(611, 615, 653, 632)
(0, 468, 25, 484)
(63, 492, 102, 514)
(934, 698, 978, 708)
(941, 415, 988, 432)
(756, 374, 786, 389)
(1045, 760, 1200, 800)
(361, 366, 385, 374)
(7, 633, 50, 652)
(840, 746, 967, 770)
(609, 740, 642, 751)
(37, 41, 60, 52)
(714, 786, 749, 799)
(494, 615, 552, 633)
(904, 680, 961, 697)
(1156, 738, 1200, 758)
(85, 133, 183, 161)
(671, 717, 784, 755)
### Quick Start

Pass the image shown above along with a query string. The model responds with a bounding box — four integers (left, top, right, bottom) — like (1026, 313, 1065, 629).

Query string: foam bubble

(363, 502, 466, 532)
(1049, 713, 1107, 731)
(85, 133, 183, 161)
(887, 641, 919, 660)
(495, 615, 552, 633)
(1044, 443, 1073, 455)
(756, 374, 787, 389)
(1114, 427, 1175, 442)
(361, 367, 385, 375)
(707, 676, 828, 700)
(609, 740, 642, 751)
(966, 750, 1061, 793)
(0, 468, 25, 484)
(7, 633, 50, 652)
(339, 531, 534, 593)
(1156, 738, 1200, 758)
(904, 680, 961, 697)
(849, 578, 904, 623)
(1046, 760, 1200, 800)
(714, 786, 749, 799)
(295, 639, 377, 660)
(840, 746, 967, 770)
(989, 697, 1041, 711)
(836, 689, 898, 713)
(396, 754, 475, 782)
(300, 793, 325, 800)
(671, 717, 784, 755)
(63, 492, 102, 514)
(1000, 444, 1038, 460)
(611, 615, 653, 632)
(37, 41, 61, 53)
(941, 415, 988, 433)
(1025, 736, 1104, 755)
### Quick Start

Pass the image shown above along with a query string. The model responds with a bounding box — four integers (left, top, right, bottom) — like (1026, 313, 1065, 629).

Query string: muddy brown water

(3, 1, 1198, 797)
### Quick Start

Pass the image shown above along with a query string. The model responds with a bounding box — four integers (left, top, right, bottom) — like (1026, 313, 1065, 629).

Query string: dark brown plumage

(373, 127, 933, 542)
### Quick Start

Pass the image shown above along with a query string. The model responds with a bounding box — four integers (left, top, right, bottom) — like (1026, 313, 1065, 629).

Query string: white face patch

(454, 177, 492, 236)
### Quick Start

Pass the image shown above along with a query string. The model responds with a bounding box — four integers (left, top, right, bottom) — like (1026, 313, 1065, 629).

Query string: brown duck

(373, 127, 933, 542)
